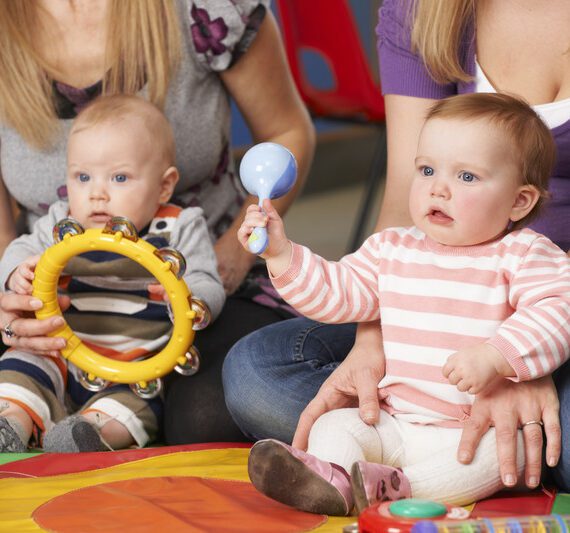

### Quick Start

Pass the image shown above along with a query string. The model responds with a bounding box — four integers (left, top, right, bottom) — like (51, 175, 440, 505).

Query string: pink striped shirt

(272, 227, 570, 426)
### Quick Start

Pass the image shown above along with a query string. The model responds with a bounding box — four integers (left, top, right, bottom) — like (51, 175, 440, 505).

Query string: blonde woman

(0, 0, 315, 444)
(224, 0, 569, 494)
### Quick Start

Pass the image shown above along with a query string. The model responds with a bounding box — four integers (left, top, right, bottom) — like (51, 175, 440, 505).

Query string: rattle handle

(248, 226, 269, 254)
(247, 198, 269, 255)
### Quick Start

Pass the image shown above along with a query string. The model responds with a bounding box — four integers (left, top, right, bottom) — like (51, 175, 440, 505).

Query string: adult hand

(292, 322, 386, 450)
(0, 292, 70, 356)
(215, 230, 256, 295)
(457, 375, 561, 488)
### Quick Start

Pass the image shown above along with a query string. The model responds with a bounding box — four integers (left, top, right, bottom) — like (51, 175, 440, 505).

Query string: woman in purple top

(224, 0, 570, 492)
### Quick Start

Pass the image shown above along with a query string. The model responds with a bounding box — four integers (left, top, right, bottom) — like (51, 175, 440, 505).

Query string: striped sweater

(271, 227, 570, 426)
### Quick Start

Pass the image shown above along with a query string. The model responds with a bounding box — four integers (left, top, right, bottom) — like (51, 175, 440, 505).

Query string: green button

(389, 499, 447, 518)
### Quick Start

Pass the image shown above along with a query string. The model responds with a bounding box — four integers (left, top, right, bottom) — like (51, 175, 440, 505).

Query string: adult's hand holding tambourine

(32, 216, 209, 399)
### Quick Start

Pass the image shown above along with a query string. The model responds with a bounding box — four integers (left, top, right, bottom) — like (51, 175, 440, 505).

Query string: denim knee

(223, 318, 356, 442)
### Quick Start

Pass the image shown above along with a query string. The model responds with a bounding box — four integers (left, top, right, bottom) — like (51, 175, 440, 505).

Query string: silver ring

(2, 321, 16, 339)
(522, 420, 544, 428)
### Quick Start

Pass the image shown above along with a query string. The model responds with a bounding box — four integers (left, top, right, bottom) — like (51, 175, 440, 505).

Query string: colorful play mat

(1, 444, 569, 532)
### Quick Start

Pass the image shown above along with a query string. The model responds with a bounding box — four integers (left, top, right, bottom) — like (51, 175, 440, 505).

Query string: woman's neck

(36, 0, 109, 88)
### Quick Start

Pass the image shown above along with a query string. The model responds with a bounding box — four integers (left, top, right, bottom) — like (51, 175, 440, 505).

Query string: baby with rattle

(238, 93, 570, 513)
(0, 95, 224, 452)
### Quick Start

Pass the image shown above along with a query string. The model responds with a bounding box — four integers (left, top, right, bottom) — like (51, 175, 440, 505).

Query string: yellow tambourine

(32, 217, 210, 399)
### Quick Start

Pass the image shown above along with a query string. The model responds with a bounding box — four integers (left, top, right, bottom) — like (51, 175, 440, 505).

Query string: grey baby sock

(43, 415, 107, 453)
(0, 417, 28, 452)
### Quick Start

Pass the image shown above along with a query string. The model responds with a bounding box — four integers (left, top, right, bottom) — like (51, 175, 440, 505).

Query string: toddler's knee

(310, 408, 361, 441)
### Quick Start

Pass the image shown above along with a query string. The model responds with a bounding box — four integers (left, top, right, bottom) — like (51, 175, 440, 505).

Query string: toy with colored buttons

(32, 216, 211, 399)
(411, 514, 570, 533)
(353, 499, 570, 533)
(354, 499, 470, 533)
(239, 142, 297, 254)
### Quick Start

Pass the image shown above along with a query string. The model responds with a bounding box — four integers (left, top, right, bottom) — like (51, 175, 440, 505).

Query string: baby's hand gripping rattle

(31, 217, 210, 399)
(239, 142, 297, 254)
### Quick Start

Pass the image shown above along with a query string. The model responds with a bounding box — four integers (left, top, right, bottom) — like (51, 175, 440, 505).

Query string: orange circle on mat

(33, 476, 326, 532)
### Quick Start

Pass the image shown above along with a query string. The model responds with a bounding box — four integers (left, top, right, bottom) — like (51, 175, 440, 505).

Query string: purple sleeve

(376, 0, 457, 99)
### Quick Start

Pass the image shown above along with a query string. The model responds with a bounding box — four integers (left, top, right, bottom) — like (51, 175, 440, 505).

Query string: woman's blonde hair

(410, 0, 475, 84)
(426, 93, 556, 230)
(0, 0, 180, 149)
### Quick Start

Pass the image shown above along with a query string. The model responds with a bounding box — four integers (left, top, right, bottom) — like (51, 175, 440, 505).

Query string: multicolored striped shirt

(0, 201, 225, 362)
(271, 227, 570, 426)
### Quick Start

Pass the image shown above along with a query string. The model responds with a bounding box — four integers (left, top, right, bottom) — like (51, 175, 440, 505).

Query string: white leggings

(307, 408, 525, 506)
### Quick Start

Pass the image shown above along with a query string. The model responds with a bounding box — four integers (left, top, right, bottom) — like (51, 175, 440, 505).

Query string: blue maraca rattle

(239, 142, 297, 254)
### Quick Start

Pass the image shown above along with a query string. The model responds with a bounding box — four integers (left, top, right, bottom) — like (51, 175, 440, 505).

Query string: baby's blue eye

(113, 174, 128, 183)
(421, 166, 434, 176)
(78, 173, 90, 182)
(460, 172, 476, 183)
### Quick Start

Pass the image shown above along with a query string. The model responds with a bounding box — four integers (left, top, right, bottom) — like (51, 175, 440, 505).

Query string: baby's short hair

(426, 93, 556, 230)
(70, 94, 176, 166)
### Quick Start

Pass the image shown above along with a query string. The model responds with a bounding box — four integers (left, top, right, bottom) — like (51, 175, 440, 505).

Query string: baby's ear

(510, 184, 540, 223)
(159, 166, 179, 203)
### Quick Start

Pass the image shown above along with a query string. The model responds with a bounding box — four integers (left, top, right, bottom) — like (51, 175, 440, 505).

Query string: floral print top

(1, 0, 268, 242)
(1, 0, 297, 316)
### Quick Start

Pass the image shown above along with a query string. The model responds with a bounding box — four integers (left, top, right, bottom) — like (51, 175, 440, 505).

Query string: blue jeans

(222, 317, 357, 443)
(223, 317, 570, 491)
(550, 364, 570, 490)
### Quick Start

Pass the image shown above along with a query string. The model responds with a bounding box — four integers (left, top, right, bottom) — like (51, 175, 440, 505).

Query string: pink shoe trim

(354, 461, 412, 505)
